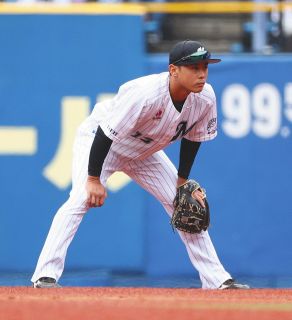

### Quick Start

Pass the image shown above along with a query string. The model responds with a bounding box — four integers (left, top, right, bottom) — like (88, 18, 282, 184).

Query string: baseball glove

(171, 179, 210, 234)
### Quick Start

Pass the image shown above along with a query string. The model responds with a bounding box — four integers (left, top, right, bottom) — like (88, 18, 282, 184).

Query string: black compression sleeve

(88, 126, 113, 177)
(178, 138, 201, 179)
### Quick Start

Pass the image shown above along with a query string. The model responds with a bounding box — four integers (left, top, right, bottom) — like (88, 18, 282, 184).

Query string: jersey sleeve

(99, 84, 146, 141)
(185, 95, 218, 142)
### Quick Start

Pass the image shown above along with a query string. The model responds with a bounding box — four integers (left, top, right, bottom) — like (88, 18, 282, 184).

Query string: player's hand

(192, 189, 206, 208)
(86, 176, 107, 208)
(177, 177, 206, 208)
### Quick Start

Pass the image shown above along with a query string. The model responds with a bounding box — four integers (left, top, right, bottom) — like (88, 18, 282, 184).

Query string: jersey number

(131, 131, 154, 144)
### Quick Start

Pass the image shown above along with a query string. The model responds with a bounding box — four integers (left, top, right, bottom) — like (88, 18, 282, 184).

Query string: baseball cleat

(219, 279, 250, 290)
(33, 277, 61, 288)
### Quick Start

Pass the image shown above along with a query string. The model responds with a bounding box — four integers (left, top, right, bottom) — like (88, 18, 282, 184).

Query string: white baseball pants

(31, 129, 231, 289)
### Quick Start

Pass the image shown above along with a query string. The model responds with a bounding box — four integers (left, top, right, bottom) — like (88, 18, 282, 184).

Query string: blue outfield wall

(0, 14, 292, 281)
(0, 14, 147, 273)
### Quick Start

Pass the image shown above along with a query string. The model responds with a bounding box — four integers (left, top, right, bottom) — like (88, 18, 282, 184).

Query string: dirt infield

(1, 287, 292, 320)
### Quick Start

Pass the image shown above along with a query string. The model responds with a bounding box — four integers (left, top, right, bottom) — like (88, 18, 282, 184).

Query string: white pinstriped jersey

(32, 73, 232, 290)
(84, 72, 217, 160)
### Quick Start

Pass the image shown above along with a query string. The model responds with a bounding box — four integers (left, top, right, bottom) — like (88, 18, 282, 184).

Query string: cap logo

(169, 41, 221, 65)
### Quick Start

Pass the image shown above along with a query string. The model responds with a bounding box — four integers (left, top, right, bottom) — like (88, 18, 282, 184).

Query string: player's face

(175, 62, 209, 93)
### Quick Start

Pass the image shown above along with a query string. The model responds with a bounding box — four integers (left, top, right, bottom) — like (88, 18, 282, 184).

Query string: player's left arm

(177, 88, 217, 205)
(177, 139, 205, 207)
(177, 138, 201, 184)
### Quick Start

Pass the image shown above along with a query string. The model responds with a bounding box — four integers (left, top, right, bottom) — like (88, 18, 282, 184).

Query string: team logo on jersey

(170, 121, 197, 141)
(207, 118, 217, 134)
(152, 110, 163, 120)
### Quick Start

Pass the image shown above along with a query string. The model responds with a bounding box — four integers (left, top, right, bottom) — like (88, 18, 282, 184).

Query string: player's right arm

(86, 82, 147, 207)
(86, 126, 112, 208)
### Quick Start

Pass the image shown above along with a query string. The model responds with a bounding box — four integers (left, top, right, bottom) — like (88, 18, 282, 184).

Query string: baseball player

(32, 40, 249, 289)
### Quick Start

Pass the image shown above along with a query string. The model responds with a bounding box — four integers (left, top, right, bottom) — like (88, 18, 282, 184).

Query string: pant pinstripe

(31, 131, 231, 288)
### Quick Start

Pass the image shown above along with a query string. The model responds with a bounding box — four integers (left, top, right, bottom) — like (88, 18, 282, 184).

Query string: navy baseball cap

(169, 40, 221, 65)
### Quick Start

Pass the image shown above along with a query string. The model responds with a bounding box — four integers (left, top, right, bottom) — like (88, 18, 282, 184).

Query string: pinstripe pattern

(96, 73, 218, 160)
(31, 131, 117, 282)
(124, 151, 231, 289)
(32, 72, 230, 289)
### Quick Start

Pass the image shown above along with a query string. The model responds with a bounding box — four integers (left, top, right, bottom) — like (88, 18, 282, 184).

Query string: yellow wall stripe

(143, 2, 292, 13)
(0, 3, 146, 15)
(0, 2, 291, 15)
